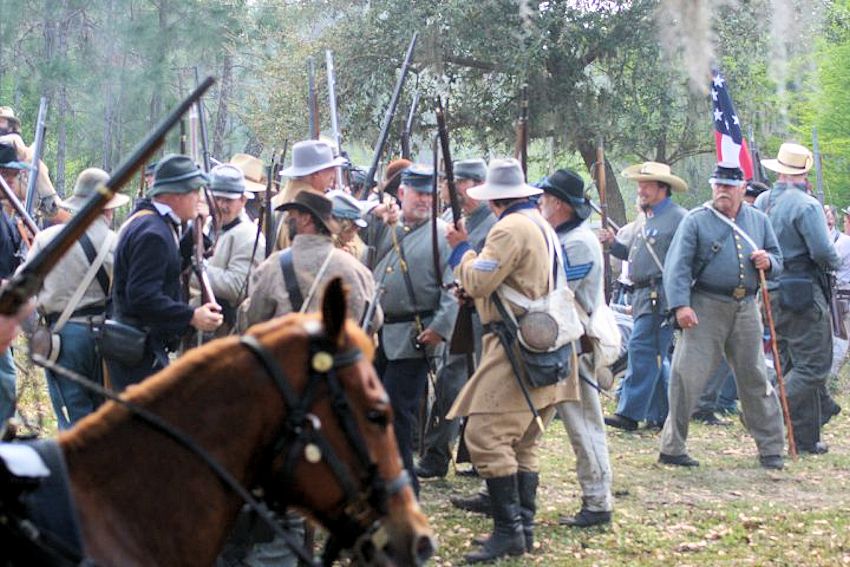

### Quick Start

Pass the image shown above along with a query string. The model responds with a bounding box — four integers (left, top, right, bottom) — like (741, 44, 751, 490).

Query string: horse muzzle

(353, 522, 436, 566)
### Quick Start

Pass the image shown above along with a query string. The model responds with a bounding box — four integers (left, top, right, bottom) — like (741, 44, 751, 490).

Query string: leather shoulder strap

(78, 233, 111, 294)
(278, 249, 303, 312)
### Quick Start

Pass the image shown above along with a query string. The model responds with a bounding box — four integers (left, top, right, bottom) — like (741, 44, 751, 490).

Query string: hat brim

(243, 178, 267, 193)
(0, 161, 28, 171)
(149, 174, 208, 196)
(211, 190, 254, 201)
(467, 182, 542, 201)
(62, 192, 130, 212)
(761, 158, 812, 175)
(276, 201, 341, 235)
(622, 165, 688, 193)
(279, 156, 348, 178)
(709, 177, 744, 186)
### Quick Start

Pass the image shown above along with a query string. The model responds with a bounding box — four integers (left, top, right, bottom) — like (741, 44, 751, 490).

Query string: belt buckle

(732, 286, 746, 300)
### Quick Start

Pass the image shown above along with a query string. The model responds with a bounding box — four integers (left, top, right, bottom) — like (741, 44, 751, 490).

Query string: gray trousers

(554, 356, 613, 513)
(420, 352, 469, 468)
(660, 292, 785, 458)
(771, 284, 833, 447)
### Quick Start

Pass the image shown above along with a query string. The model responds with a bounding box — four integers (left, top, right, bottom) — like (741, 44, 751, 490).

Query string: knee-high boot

(517, 471, 538, 552)
(464, 475, 525, 563)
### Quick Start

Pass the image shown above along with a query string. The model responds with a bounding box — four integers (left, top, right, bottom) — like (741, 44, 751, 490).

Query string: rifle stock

(24, 97, 48, 216)
(0, 77, 216, 316)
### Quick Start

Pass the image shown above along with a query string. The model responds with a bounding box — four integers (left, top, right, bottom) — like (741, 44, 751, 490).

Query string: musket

(747, 125, 769, 184)
(193, 67, 220, 244)
(0, 77, 216, 316)
(813, 127, 824, 204)
(514, 84, 528, 180)
(325, 50, 345, 190)
(307, 57, 319, 140)
(588, 199, 621, 232)
(266, 141, 287, 258)
(401, 78, 420, 160)
(363, 32, 418, 201)
(360, 267, 388, 335)
(434, 97, 462, 227)
(0, 175, 39, 238)
(596, 141, 613, 303)
(24, 97, 48, 218)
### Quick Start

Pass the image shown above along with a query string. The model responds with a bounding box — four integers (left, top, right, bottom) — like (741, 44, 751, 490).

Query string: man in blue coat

(108, 154, 222, 391)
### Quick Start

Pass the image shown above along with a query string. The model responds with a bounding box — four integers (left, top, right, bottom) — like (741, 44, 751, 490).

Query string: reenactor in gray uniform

(755, 143, 841, 454)
(367, 164, 458, 495)
(660, 163, 785, 469)
(538, 169, 614, 527)
(417, 158, 496, 479)
(600, 162, 688, 430)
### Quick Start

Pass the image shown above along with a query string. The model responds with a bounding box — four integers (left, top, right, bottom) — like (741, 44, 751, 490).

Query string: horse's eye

(366, 409, 389, 428)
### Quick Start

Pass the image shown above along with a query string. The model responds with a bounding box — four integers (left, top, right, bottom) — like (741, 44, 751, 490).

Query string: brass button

(739, 263, 745, 269)
(304, 443, 322, 463)
(312, 351, 334, 373)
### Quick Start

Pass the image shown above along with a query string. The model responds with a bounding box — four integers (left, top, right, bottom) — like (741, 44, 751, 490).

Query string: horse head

(246, 278, 436, 566)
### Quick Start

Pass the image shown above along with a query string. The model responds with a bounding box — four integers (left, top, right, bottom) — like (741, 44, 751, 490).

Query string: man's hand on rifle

(416, 327, 443, 347)
(192, 301, 223, 332)
(374, 200, 400, 225)
(445, 217, 468, 248)
(597, 227, 617, 244)
(750, 249, 771, 271)
(195, 198, 210, 222)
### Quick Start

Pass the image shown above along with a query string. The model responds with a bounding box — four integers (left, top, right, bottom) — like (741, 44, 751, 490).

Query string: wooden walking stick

(759, 269, 798, 460)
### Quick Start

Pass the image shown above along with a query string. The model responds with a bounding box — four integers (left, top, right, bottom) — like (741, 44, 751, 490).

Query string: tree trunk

(212, 53, 232, 159)
(577, 139, 627, 228)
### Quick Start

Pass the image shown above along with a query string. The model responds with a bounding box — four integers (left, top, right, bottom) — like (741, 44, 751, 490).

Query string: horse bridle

(239, 326, 411, 565)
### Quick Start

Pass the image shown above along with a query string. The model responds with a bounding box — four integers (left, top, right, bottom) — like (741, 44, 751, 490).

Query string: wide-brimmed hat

(621, 161, 688, 193)
(381, 158, 412, 197)
(275, 190, 340, 235)
(230, 153, 267, 193)
(454, 158, 487, 182)
(709, 162, 744, 186)
(279, 140, 347, 178)
(467, 158, 542, 201)
(209, 163, 254, 200)
(0, 107, 21, 131)
(400, 164, 435, 194)
(327, 189, 369, 228)
(149, 154, 209, 196)
(761, 142, 813, 175)
(0, 141, 27, 170)
(536, 168, 592, 219)
(61, 168, 130, 211)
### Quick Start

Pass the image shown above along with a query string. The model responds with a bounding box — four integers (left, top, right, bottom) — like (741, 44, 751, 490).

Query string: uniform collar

(645, 197, 672, 218)
(221, 214, 244, 233)
(151, 199, 182, 225)
(555, 217, 584, 234)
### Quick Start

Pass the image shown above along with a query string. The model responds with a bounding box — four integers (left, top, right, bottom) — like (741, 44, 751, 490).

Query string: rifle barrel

(367, 32, 418, 201)
(435, 97, 462, 227)
(0, 77, 216, 316)
(308, 57, 319, 140)
(25, 97, 48, 215)
(326, 50, 345, 190)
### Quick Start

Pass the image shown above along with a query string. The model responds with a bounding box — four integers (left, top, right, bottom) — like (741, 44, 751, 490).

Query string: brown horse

(55, 279, 434, 566)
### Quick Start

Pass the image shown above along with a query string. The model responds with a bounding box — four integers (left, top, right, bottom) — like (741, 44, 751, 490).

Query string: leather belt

(694, 282, 756, 300)
(45, 305, 106, 326)
(384, 310, 435, 325)
(630, 278, 661, 290)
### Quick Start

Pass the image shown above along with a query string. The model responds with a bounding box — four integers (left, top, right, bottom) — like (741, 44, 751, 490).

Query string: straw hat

(467, 158, 542, 201)
(0, 107, 21, 131)
(621, 161, 688, 193)
(761, 142, 813, 176)
(61, 168, 130, 211)
(229, 153, 267, 193)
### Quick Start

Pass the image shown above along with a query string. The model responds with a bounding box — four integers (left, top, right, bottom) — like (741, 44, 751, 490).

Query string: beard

(287, 216, 298, 241)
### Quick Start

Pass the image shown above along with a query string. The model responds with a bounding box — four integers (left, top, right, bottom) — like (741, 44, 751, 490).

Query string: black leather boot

(464, 475, 525, 563)
(451, 485, 491, 516)
(516, 471, 538, 552)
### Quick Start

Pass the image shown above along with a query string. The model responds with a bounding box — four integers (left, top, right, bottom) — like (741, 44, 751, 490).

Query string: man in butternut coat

(446, 158, 579, 563)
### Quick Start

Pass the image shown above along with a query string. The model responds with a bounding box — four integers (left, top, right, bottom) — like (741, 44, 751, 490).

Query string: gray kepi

(279, 140, 347, 178)
(209, 163, 254, 200)
(61, 168, 130, 211)
(467, 158, 542, 201)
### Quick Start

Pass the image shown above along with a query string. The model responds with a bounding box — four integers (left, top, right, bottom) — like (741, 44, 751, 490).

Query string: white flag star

(714, 109, 723, 121)
(732, 114, 740, 125)
(713, 75, 725, 88)
(711, 89, 719, 101)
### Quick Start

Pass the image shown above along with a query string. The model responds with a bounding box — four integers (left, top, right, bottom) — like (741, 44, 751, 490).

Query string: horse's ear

(322, 277, 347, 347)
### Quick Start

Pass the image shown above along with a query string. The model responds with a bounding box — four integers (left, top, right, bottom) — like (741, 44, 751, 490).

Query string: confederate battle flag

(711, 70, 754, 180)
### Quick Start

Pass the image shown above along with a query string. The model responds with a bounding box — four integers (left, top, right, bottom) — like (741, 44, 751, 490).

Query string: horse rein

(239, 329, 412, 565)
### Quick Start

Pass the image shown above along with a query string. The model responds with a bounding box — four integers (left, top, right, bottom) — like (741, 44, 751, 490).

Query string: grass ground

(11, 339, 850, 566)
